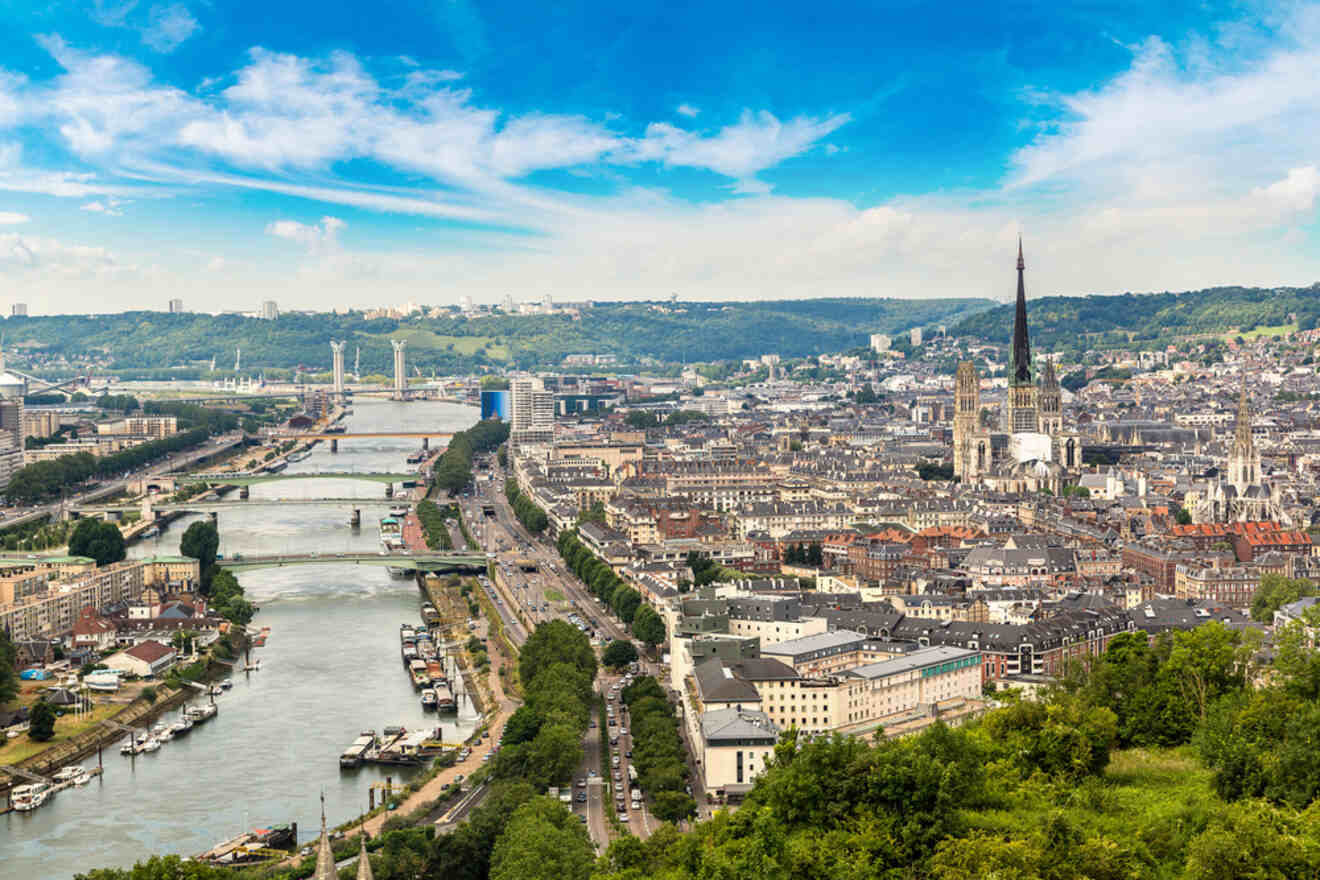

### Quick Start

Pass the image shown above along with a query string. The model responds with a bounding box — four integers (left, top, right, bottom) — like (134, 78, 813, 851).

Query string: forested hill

(953, 283, 1320, 355)
(6, 298, 989, 374)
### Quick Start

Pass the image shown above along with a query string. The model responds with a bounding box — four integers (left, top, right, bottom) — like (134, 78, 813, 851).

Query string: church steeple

(314, 793, 336, 880)
(1011, 238, 1032, 386)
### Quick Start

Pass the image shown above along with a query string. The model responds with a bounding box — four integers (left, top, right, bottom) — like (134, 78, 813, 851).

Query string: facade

(103, 639, 177, 677)
(510, 377, 555, 445)
(330, 341, 346, 395)
(391, 339, 407, 400)
(168, 298, 184, 313)
(260, 300, 279, 320)
(952, 242, 1082, 485)
(699, 708, 778, 793)
(1188, 380, 1289, 525)
(480, 389, 510, 421)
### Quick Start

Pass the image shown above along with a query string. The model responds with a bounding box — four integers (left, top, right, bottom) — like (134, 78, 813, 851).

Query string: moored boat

(420, 688, 437, 710)
(10, 782, 53, 811)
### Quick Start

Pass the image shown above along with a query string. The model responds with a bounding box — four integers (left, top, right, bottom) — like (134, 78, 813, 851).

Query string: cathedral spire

(1235, 373, 1253, 450)
(314, 792, 336, 880)
(1011, 238, 1032, 386)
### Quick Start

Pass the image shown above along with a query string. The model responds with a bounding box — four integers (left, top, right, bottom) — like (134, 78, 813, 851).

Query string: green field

(543, 588, 565, 603)
(359, 329, 512, 361)
(1231, 322, 1298, 340)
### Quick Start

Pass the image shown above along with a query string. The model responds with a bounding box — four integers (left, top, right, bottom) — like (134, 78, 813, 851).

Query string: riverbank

(0, 628, 249, 798)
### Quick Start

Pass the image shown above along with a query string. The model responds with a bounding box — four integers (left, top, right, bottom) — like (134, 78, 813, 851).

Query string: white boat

(157, 727, 174, 743)
(10, 782, 52, 811)
(53, 767, 84, 785)
(142, 737, 160, 752)
(420, 688, 438, 710)
(85, 671, 121, 692)
(73, 769, 91, 786)
(186, 703, 218, 723)
(170, 716, 194, 737)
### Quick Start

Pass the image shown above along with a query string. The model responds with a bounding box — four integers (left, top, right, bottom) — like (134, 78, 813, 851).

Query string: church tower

(1007, 239, 1039, 433)
(1228, 376, 1260, 494)
(953, 361, 983, 481)
(1038, 354, 1062, 436)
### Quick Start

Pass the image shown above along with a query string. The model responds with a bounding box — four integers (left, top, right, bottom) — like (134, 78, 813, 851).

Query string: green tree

(179, 520, 219, 589)
(0, 629, 17, 705)
(632, 605, 666, 650)
(518, 620, 597, 687)
(602, 639, 638, 669)
(489, 797, 594, 880)
(1250, 573, 1315, 622)
(28, 700, 56, 741)
(68, 518, 127, 567)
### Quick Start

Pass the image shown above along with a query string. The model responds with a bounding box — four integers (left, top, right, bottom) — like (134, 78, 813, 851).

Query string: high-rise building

(952, 362, 982, 482)
(260, 300, 279, 320)
(168, 298, 184, 314)
(869, 334, 891, 353)
(10, 304, 27, 317)
(909, 327, 923, 346)
(330, 341, 346, 396)
(510, 377, 554, 446)
(391, 339, 407, 400)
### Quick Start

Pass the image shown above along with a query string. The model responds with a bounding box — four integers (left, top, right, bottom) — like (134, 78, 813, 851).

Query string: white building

(699, 708, 779, 796)
(869, 334, 891, 353)
(103, 640, 177, 678)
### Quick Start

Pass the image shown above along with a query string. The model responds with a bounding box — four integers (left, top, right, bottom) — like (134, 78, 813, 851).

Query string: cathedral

(1186, 378, 1289, 525)
(952, 242, 1083, 491)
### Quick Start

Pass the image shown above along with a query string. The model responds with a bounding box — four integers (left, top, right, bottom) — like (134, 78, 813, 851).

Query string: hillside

(953, 284, 1320, 355)
(4, 298, 989, 375)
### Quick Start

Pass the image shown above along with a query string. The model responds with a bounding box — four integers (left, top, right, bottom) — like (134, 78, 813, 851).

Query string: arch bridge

(174, 471, 416, 486)
(215, 552, 487, 572)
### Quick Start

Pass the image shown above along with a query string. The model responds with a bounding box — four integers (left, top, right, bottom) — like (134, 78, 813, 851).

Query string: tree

(1250, 573, 1315, 623)
(649, 790, 696, 822)
(518, 620, 597, 687)
(68, 518, 126, 567)
(602, 640, 638, 669)
(632, 605, 666, 650)
(28, 700, 56, 741)
(0, 629, 17, 705)
(180, 520, 219, 589)
(489, 797, 594, 880)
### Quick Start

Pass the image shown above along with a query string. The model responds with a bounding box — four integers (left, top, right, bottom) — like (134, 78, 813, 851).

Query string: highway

(466, 462, 665, 842)
(0, 433, 246, 528)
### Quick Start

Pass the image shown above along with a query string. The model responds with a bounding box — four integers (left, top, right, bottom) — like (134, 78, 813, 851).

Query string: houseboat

(10, 782, 53, 811)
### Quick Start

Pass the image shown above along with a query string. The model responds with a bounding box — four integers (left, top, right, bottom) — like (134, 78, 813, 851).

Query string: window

(736, 750, 744, 783)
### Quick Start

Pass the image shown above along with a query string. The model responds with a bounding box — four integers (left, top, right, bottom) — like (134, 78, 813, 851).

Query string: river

(4, 398, 481, 879)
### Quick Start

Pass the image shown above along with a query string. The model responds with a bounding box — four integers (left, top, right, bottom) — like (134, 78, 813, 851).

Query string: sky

(1, 0, 1320, 313)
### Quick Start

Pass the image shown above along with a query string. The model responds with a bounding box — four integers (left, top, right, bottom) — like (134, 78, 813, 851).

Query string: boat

(207, 684, 224, 696)
(264, 460, 289, 473)
(73, 768, 92, 785)
(53, 766, 84, 785)
(85, 671, 121, 692)
(434, 683, 456, 713)
(170, 715, 194, 737)
(10, 782, 53, 811)
(243, 659, 261, 671)
(287, 449, 313, 463)
(151, 723, 167, 738)
(409, 659, 430, 689)
(220, 680, 233, 690)
(142, 737, 161, 752)
(390, 504, 411, 517)
(340, 730, 377, 769)
(420, 688, 438, 710)
(199, 823, 299, 865)
(406, 451, 425, 464)
(187, 703, 218, 723)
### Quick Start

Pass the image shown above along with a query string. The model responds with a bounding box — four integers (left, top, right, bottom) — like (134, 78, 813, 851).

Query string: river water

(4, 399, 480, 879)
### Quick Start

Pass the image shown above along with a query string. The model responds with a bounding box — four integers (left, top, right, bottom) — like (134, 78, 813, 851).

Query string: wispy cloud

(141, 3, 200, 53)
(266, 215, 346, 251)
(0, 212, 30, 225)
(676, 103, 699, 118)
(80, 199, 125, 215)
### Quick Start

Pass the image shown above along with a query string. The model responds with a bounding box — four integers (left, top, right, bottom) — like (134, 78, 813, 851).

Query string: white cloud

(0, 212, 29, 224)
(0, 231, 135, 281)
(266, 215, 346, 250)
(631, 110, 850, 182)
(80, 199, 125, 215)
(676, 103, 699, 118)
(141, 4, 199, 53)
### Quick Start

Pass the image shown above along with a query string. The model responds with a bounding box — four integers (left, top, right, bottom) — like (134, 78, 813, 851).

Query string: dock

(339, 731, 377, 769)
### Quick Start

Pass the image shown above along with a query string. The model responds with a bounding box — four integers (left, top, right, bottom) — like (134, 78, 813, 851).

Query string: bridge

(72, 498, 406, 515)
(266, 432, 455, 441)
(216, 552, 488, 572)
(174, 471, 416, 486)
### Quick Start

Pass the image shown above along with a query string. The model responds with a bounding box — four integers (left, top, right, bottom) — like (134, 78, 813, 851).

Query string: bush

(141, 686, 158, 704)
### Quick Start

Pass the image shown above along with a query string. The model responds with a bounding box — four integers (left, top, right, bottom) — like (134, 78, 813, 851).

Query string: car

(588, 769, 597, 777)
(575, 792, 587, 803)
(609, 737, 618, 746)
(608, 719, 616, 727)
(612, 756, 620, 766)
(619, 728, 628, 736)
(454, 774, 465, 783)
(618, 813, 630, 823)
(613, 770, 622, 780)
(577, 779, 587, 788)
(625, 750, 632, 758)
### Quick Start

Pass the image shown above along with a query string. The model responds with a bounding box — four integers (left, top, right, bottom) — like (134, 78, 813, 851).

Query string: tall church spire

(314, 792, 336, 880)
(1011, 237, 1032, 386)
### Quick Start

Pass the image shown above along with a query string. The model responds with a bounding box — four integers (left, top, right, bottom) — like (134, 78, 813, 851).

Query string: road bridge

(216, 552, 487, 572)
(72, 498, 404, 515)
(174, 471, 416, 486)
(266, 432, 455, 440)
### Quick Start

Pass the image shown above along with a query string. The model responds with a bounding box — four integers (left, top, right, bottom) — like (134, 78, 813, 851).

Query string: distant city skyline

(1, 1, 1319, 312)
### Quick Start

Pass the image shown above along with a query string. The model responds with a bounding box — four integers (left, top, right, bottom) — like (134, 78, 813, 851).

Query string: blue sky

(0, 0, 1318, 313)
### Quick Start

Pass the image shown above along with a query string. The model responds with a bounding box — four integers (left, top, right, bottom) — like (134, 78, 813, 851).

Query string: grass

(544, 588, 566, 603)
(0, 703, 121, 764)
(360, 329, 512, 361)
(1227, 322, 1298, 341)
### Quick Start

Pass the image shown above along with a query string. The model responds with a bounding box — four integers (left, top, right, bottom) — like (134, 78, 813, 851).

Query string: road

(467, 464, 663, 841)
(1, 432, 246, 528)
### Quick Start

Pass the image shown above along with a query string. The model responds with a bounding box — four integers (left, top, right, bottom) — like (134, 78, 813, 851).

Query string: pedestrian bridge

(175, 471, 416, 486)
(215, 552, 488, 572)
